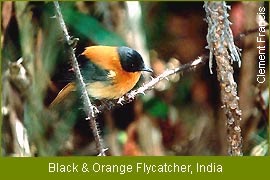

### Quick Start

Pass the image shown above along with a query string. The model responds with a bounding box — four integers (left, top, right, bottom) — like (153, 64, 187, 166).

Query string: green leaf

(144, 98, 169, 119)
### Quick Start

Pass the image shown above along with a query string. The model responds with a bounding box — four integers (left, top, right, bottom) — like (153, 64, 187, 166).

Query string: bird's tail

(49, 82, 76, 108)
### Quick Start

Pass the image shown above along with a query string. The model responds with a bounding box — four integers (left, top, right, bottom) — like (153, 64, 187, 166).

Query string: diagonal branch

(95, 55, 208, 111)
(53, 1, 106, 156)
(124, 55, 208, 102)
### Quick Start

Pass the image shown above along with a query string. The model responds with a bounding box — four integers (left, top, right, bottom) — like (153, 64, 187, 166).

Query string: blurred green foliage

(61, 4, 126, 46)
(144, 98, 169, 120)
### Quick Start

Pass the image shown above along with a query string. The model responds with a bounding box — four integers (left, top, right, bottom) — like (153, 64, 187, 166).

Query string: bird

(50, 46, 153, 107)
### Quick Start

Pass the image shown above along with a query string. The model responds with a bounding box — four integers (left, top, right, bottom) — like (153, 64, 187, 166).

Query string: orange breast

(87, 71, 141, 99)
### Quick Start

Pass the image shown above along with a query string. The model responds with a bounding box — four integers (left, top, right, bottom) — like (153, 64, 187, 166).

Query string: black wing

(80, 56, 113, 85)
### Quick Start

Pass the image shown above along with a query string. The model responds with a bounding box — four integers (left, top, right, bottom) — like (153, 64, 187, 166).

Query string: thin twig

(53, 1, 106, 156)
(124, 55, 208, 101)
(95, 55, 208, 110)
(235, 25, 269, 43)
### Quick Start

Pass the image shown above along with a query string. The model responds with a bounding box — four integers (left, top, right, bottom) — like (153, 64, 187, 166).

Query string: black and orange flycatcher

(50, 46, 153, 106)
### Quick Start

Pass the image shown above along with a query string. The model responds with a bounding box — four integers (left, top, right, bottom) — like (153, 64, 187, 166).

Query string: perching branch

(53, 1, 106, 156)
(120, 55, 208, 104)
(95, 55, 208, 111)
(204, 1, 243, 156)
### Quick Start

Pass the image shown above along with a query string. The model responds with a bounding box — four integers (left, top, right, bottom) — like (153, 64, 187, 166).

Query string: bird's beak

(141, 66, 153, 73)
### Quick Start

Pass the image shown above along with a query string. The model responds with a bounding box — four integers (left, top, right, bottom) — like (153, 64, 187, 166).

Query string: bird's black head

(117, 46, 153, 73)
